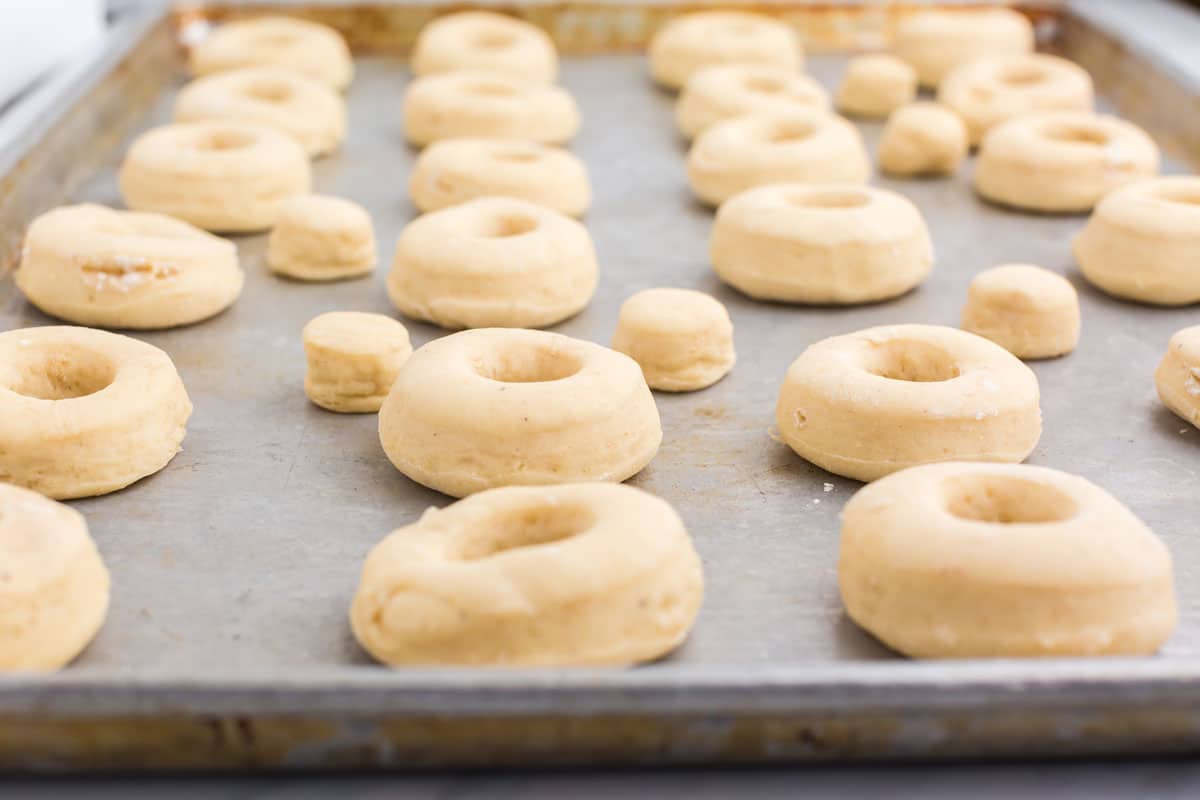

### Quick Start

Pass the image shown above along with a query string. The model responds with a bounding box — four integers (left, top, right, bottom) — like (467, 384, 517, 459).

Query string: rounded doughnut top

(968, 264, 1077, 313)
(0, 482, 99, 595)
(676, 64, 829, 140)
(877, 101, 968, 177)
(350, 482, 703, 666)
(612, 288, 736, 392)
(835, 54, 917, 119)
(174, 66, 347, 157)
(412, 11, 557, 83)
(269, 194, 376, 281)
(189, 16, 353, 90)
(304, 311, 410, 356)
(839, 462, 1176, 657)
(649, 11, 802, 90)
(939, 54, 1094, 144)
(16, 203, 243, 330)
(961, 264, 1080, 360)
(402, 71, 580, 147)
(893, 8, 1034, 88)
(618, 288, 730, 337)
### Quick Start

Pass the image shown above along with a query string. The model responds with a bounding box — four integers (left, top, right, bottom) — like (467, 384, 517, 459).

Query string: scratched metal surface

(0, 8, 1199, 765)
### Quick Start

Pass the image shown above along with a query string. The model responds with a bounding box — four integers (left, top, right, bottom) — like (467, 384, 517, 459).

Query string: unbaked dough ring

(892, 8, 1034, 88)
(0, 326, 192, 499)
(835, 54, 917, 119)
(961, 264, 1080, 360)
(974, 111, 1159, 213)
(938, 53, 1094, 146)
(350, 482, 703, 666)
(118, 121, 311, 233)
(1074, 177, 1200, 306)
(775, 324, 1041, 482)
(839, 462, 1177, 658)
(268, 194, 376, 281)
(409, 138, 590, 217)
(16, 204, 244, 330)
(612, 288, 736, 392)
(388, 197, 597, 330)
(304, 312, 412, 414)
(675, 64, 829, 140)
(412, 11, 557, 83)
(189, 16, 353, 91)
(877, 102, 968, 177)
(710, 184, 933, 304)
(649, 11, 802, 91)
(174, 66, 347, 158)
(378, 328, 662, 498)
(687, 110, 870, 206)
(0, 482, 110, 671)
(1156, 326, 1200, 429)
(402, 71, 580, 147)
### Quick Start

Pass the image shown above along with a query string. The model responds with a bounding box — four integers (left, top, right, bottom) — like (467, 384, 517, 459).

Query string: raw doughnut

(710, 184, 932, 304)
(939, 54, 1094, 145)
(974, 111, 1159, 213)
(303, 312, 412, 414)
(775, 324, 1041, 482)
(611, 288, 735, 392)
(118, 121, 311, 233)
(877, 102, 968, 177)
(174, 66, 346, 158)
(268, 194, 376, 282)
(189, 16, 353, 91)
(16, 204, 243, 330)
(0, 483, 110, 671)
(839, 462, 1176, 658)
(687, 110, 870, 207)
(402, 71, 580, 148)
(892, 8, 1034, 88)
(961, 264, 1080, 360)
(378, 328, 661, 498)
(1156, 326, 1200, 429)
(409, 138, 590, 217)
(387, 197, 597, 329)
(1074, 177, 1200, 305)
(835, 54, 917, 119)
(675, 64, 829, 140)
(350, 482, 702, 666)
(412, 11, 557, 83)
(648, 11, 802, 91)
(0, 326, 191, 499)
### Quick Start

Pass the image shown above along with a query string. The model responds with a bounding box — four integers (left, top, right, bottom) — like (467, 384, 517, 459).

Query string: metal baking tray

(1, 0, 1199, 770)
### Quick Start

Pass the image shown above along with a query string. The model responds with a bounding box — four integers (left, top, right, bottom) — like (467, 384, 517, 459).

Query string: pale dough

(839, 462, 1176, 658)
(775, 324, 1041, 482)
(17, 204, 244, 329)
(961, 264, 1080, 360)
(675, 64, 829, 141)
(412, 11, 557, 83)
(0, 326, 192, 499)
(303, 312, 412, 413)
(118, 121, 311, 233)
(892, 8, 1034, 88)
(1155, 326, 1200, 429)
(350, 483, 703, 666)
(268, 194, 377, 282)
(388, 197, 597, 329)
(189, 16, 353, 91)
(710, 184, 932, 304)
(612, 288, 735, 392)
(378, 328, 662, 498)
(0, 482, 110, 671)
(835, 54, 917, 119)
(648, 11, 802, 91)
(877, 102, 968, 177)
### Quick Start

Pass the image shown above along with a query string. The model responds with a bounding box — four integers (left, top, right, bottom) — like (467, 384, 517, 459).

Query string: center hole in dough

(864, 339, 961, 383)
(456, 503, 596, 560)
(477, 211, 539, 238)
(8, 348, 116, 400)
(474, 29, 518, 49)
(788, 190, 871, 209)
(768, 120, 817, 144)
(475, 344, 583, 383)
(744, 76, 784, 95)
(244, 82, 293, 103)
(943, 475, 1079, 524)
(468, 80, 519, 97)
(198, 129, 256, 151)
(492, 148, 542, 164)
(997, 65, 1047, 87)
(1041, 123, 1110, 147)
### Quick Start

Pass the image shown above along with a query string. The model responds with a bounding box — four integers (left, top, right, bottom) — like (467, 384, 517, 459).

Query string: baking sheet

(0, 4, 1199, 768)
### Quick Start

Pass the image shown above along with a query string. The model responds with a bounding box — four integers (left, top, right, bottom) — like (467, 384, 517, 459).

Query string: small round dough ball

(1156, 326, 1200, 430)
(676, 64, 829, 140)
(303, 312, 413, 414)
(835, 54, 917, 119)
(649, 11, 803, 91)
(878, 102, 969, 177)
(268, 195, 376, 282)
(189, 16, 353, 91)
(0, 482, 110, 671)
(961, 265, 1080, 360)
(892, 8, 1034, 88)
(612, 288, 736, 392)
(412, 11, 557, 83)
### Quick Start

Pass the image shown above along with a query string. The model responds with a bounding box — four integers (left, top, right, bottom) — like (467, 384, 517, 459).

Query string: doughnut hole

(474, 343, 583, 383)
(476, 211, 539, 238)
(196, 128, 257, 152)
(788, 189, 872, 209)
(768, 119, 818, 144)
(864, 339, 961, 383)
(1041, 122, 1110, 147)
(942, 475, 1079, 524)
(6, 346, 117, 400)
(455, 503, 596, 560)
(243, 81, 293, 103)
